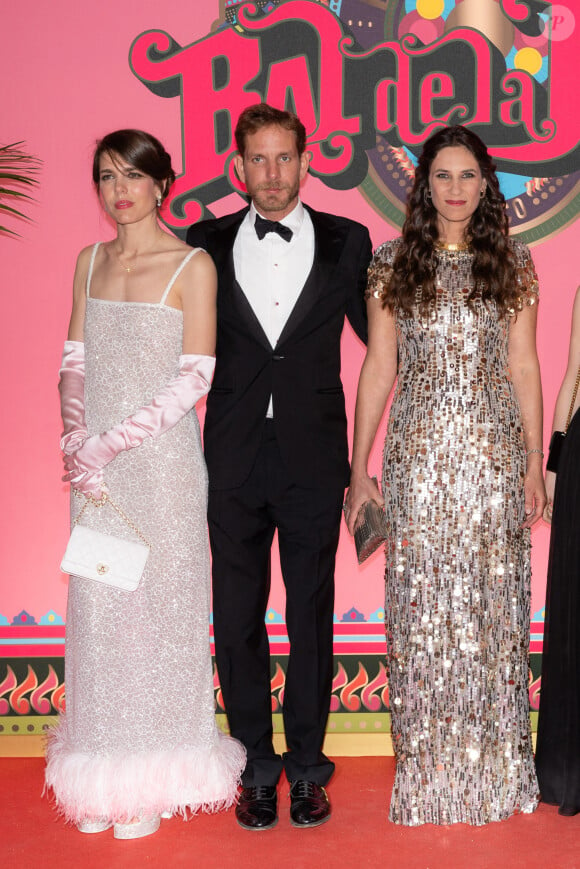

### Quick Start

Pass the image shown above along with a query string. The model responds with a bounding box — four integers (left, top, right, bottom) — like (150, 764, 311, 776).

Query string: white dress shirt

(234, 200, 315, 417)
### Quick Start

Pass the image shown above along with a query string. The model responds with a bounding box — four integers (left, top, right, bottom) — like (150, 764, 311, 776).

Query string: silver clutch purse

(354, 499, 387, 564)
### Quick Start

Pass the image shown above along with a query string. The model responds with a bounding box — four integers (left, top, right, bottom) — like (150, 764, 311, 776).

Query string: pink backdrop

(1, 1, 578, 630)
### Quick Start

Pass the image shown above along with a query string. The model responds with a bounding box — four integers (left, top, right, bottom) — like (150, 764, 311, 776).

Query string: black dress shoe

(289, 780, 331, 828)
(235, 785, 278, 830)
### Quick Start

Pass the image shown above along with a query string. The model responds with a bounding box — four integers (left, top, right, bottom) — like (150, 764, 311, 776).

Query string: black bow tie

(254, 213, 293, 242)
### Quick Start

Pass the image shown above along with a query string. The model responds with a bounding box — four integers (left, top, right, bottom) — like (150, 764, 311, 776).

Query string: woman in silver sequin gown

(45, 131, 245, 837)
(345, 126, 545, 825)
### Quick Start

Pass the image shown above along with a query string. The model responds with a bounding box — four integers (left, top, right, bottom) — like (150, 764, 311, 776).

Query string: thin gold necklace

(115, 230, 163, 272)
(115, 247, 137, 273)
(115, 240, 157, 273)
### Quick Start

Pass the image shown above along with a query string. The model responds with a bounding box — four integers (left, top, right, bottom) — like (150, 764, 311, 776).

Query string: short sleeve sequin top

(368, 238, 539, 825)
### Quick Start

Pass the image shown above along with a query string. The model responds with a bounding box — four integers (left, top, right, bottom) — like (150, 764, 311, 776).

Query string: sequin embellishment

(371, 239, 540, 825)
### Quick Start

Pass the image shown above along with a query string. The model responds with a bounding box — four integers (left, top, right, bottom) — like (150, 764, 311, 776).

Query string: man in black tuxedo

(187, 104, 371, 831)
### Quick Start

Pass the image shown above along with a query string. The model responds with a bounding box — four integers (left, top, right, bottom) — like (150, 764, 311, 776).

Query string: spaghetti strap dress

(46, 243, 245, 822)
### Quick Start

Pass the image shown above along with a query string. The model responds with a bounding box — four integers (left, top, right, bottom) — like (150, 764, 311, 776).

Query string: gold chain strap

(73, 490, 151, 549)
(564, 364, 580, 432)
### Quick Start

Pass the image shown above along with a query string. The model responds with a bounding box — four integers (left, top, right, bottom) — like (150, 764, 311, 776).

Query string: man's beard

(251, 181, 299, 215)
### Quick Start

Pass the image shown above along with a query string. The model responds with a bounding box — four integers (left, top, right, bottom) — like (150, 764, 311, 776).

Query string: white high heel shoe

(77, 818, 112, 834)
(113, 816, 161, 840)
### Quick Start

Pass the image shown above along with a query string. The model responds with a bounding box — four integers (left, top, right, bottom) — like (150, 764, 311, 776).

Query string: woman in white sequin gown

(345, 126, 545, 825)
(45, 130, 245, 837)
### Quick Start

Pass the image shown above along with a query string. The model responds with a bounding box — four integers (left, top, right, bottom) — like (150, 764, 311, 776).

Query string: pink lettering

(132, 28, 261, 228)
(499, 71, 552, 141)
(265, 57, 317, 135)
(240, 1, 359, 175)
(500, 1, 532, 22)
(420, 73, 461, 126)
(128, 1, 578, 219)
(492, 13, 579, 162)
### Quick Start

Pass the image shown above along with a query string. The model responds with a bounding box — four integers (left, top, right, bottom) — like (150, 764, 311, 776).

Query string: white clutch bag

(61, 493, 150, 592)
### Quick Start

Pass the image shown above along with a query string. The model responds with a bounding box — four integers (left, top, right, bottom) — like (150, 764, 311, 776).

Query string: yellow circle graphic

(514, 47, 542, 75)
(417, 0, 445, 20)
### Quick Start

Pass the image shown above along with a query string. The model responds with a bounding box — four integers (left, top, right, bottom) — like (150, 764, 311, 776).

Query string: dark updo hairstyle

(92, 129, 176, 203)
(385, 125, 519, 317)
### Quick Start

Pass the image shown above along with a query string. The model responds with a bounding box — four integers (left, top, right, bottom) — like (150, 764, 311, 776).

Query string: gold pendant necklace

(115, 231, 162, 273)
(116, 249, 137, 273)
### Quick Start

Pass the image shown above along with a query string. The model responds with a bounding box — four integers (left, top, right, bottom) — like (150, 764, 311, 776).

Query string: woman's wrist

(525, 458, 544, 477)
(525, 447, 544, 457)
(350, 464, 370, 482)
(525, 448, 544, 463)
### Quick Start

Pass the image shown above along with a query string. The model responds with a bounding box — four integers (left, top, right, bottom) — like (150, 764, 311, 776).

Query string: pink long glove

(59, 341, 87, 455)
(59, 340, 105, 498)
(64, 354, 215, 488)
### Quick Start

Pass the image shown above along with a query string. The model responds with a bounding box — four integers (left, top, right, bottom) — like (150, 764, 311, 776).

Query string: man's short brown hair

(235, 103, 307, 157)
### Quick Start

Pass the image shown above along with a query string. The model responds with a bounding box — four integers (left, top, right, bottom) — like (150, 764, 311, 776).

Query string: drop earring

(156, 196, 162, 208)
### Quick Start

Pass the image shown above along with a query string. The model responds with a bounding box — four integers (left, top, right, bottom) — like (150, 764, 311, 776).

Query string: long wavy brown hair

(385, 125, 518, 317)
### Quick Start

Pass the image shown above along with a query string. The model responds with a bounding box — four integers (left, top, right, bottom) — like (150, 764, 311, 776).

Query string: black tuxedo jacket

(186, 205, 372, 490)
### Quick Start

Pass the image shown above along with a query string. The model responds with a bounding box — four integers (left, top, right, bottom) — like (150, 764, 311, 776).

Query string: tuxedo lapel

(231, 277, 272, 350)
(276, 207, 345, 347)
(211, 212, 244, 273)
(215, 210, 272, 350)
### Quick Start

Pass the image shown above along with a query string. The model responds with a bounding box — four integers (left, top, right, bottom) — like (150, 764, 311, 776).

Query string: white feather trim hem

(44, 720, 245, 824)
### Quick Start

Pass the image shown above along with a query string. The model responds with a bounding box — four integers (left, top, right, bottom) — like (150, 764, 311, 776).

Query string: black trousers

(209, 421, 343, 786)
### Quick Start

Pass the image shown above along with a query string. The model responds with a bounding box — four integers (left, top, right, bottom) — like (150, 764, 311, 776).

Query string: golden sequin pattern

(370, 239, 540, 825)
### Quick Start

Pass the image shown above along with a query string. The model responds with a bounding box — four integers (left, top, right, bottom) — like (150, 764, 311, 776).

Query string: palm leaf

(0, 187, 36, 200)
(0, 142, 41, 237)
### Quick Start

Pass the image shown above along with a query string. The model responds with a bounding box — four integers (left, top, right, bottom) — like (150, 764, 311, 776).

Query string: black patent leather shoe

(235, 785, 278, 830)
(289, 780, 331, 828)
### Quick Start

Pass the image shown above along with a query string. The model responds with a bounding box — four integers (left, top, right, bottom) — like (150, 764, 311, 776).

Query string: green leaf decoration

(0, 142, 41, 238)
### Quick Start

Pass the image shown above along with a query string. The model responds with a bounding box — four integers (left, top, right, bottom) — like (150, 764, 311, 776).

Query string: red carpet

(2, 757, 579, 869)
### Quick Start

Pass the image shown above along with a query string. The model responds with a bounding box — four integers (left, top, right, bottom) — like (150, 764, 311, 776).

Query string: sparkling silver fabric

(46, 249, 244, 822)
(368, 239, 539, 826)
